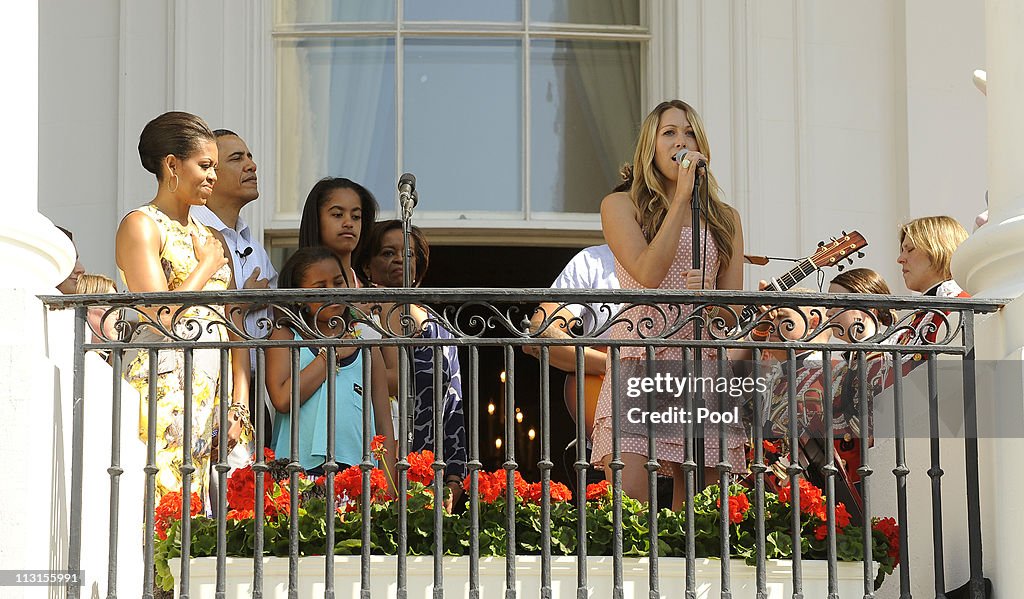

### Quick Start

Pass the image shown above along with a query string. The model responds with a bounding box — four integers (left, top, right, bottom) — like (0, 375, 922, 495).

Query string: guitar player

(524, 244, 620, 442)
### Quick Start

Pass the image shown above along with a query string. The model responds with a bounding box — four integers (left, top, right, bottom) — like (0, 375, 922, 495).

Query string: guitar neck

(740, 257, 818, 322)
(769, 257, 818, 292)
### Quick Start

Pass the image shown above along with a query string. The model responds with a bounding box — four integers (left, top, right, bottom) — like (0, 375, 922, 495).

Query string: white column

(950, 2, 1024, 597)
(0, 0, 76, 290)
(953, 0, 1024, 305)
(0, 3, 81, 599)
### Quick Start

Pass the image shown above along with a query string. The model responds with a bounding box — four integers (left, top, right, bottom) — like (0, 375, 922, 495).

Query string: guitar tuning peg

(857, 252, 865, 258)
(817, 241, 825, 247)
(847, 257, 854, 264)
(837, 264, 845, 272)
(842, 230, 848, 235)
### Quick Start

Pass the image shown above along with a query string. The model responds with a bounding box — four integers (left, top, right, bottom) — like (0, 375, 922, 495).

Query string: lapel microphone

(235, 247, 253, 259)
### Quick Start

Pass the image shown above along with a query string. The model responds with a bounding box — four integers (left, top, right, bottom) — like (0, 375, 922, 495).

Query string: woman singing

(593, 100, 746, 508)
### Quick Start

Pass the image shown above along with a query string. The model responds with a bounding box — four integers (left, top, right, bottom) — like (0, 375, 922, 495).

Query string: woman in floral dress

(116, 111, 251, 508)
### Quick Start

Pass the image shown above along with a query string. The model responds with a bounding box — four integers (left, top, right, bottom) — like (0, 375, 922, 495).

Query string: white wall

(38, 0, 121, 279)
(38, 0, 271, 280)
(673, 0, 985, 294)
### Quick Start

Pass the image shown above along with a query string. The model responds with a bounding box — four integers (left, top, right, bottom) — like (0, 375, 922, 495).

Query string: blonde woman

(594, 100, 746, 508)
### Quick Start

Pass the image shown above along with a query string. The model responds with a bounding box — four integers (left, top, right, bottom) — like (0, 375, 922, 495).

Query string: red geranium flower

(369, 468, 391, 502)
(873, 517, 901, 563)
(267, 487, 291, 518)
(586, 480, 611, 501)
(777, 478, 827, 521)
(407, 450, 435, 486)
(717, 491, 751, 524)
(225, 508, 254, 521)
(462, 471, 501, 503)
(550, 481, 572, 503)
(512, 470, 528, 497)
(154, 490, 202, 540)
(835, 502, 852, 529)
(335, 465, 364, 500)
(371, 435, 388, 461)
(226, 464, 274, 512)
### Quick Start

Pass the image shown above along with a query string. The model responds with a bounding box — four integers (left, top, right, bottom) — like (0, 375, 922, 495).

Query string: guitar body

(563, 373, 603, 441)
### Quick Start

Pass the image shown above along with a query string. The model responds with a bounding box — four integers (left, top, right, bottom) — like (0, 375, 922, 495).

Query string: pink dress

(590, 227, 747, 473)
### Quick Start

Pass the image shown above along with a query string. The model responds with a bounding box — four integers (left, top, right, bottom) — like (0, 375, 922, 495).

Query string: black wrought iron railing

(41, 288, 1004, 599)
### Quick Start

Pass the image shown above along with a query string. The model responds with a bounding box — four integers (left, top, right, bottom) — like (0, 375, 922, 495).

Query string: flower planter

(169, 555, 875, 598)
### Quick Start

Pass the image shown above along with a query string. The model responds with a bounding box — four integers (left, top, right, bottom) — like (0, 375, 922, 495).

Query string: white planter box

(169, 555, 876, 598)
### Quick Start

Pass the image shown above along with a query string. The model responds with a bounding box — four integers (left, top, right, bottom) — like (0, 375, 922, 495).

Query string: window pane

(530, 0, 640, 25)
(403, 0, 521, 22)
(276, 39, 396, 217)
(403, 38, 522, 213)
(275, 0, 395, 24)
(530, 40, 641, 214)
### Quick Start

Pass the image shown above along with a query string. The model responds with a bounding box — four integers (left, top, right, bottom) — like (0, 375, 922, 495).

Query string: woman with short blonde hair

(897, 215, 968, 294)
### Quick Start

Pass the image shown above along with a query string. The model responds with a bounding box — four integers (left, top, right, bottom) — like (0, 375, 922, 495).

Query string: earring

(167, 172, 179, 193)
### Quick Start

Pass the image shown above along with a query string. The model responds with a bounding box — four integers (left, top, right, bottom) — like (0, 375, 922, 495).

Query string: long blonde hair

(624, 100, 736, 270)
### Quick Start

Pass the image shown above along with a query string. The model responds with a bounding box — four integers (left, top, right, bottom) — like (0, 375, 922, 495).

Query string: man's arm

(523, 302, 607, 375)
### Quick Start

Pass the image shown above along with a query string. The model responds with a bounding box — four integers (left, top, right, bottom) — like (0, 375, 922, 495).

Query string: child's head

(828, 268, 894, 342)
(897, 215, 968, 292)
(279, 247, 350, 326)
(297, 177, 379, 264)
(75, 273, 117, 295)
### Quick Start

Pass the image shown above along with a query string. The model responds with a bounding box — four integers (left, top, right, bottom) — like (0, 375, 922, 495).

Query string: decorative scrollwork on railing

(61, 290, 970, 353)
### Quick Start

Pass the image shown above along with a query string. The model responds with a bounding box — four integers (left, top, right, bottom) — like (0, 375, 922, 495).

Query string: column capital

(0, 212, 77, 292)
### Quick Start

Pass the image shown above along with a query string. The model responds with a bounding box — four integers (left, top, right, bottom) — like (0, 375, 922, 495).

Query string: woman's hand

(190, 231, 228, 274)
(225, 408, 244, 448)
(444, 480, 463, 514)
(671, 150, 709, 205)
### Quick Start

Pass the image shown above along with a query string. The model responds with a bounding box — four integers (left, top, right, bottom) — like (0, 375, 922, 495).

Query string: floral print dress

(122, 204, 233, 508)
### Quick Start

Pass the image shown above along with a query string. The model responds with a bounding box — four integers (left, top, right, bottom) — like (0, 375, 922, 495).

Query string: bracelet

(227, 403, 250, 422)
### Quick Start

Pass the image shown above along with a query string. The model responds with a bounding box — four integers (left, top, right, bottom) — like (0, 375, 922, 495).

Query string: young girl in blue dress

(266, 247, 396, 477)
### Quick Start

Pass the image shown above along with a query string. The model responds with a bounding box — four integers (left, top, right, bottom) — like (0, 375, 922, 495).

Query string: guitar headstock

(811, 230, 868, 270)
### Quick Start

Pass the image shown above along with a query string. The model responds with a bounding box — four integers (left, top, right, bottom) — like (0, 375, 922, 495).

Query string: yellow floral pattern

(124, 204, 233, 508)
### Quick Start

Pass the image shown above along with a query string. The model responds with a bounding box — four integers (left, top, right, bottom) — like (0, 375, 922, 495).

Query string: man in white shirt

(525, 244, 620, 436)
(192, 129, 278, 442)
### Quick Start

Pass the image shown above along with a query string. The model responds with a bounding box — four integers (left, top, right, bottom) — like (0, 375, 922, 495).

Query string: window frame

(259, 1, 681, 237)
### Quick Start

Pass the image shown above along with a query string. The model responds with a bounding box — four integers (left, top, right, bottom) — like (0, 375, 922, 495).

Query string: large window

(273, 0, 647, 228)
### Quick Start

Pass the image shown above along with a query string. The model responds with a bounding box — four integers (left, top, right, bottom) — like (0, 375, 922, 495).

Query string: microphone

(235, 247, 253, 258)
(672, 149, 706, 170)
(398, 172, 417, 220)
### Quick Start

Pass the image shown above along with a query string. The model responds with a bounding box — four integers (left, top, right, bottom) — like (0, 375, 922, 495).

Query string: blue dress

(272, 330, 374, 470)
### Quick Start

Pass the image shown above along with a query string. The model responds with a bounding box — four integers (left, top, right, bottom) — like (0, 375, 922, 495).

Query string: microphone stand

(398, 187, 417, 463)
(690, 170, 707, 490)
